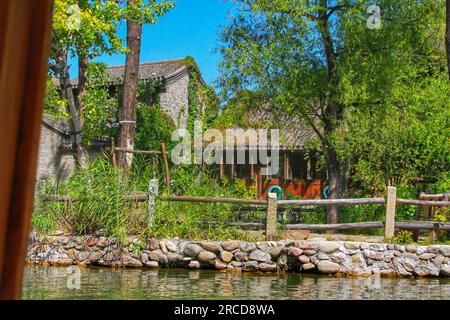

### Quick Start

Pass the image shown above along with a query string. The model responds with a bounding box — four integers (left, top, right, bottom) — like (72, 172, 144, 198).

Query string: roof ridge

(106, 58, 187, 70)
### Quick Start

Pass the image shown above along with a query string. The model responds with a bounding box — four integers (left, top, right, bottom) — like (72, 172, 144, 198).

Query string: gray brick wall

(160, 69, 189, 129)
(36, 121, 75, 184)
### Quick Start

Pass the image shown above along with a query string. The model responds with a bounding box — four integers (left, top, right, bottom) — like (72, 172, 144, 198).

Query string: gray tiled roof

(220, 107, 317, 150)
(71, 58, 204, 87)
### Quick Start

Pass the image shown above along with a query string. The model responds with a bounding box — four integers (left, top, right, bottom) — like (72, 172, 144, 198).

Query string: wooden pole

(111, 138, 117, 167)
(220, 162, 224, 179)
(266, 193, 278, 240)
(160, 142, 170, 193)
(114, 147, 163, 155)
(0, 0, 54, 300)
(257, 169, 263, 199)
(162, 195, 267, 205)
(148, 179, 158, 225)
(385, 186, 397, 240)
(278, 198, 386, 206)
(285, 221, 450, 231)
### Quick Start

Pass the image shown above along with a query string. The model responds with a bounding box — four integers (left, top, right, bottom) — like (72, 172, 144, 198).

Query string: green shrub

(388, 230, 414, 244)
(150, 166, 260, 240)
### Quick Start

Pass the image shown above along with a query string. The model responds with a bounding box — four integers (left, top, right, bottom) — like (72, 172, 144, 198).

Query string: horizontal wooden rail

(277, 198, 386, 206)
(419, 193, 446, 201)
(395, 221, 450, 230)
(114, 147, 167, 155)
(228, 222, 265, 228)
(161, 195, 267, 205)
(285, 221, 385, 230)
(396, 198, 450, 207)
(285, 221, 450, 231)
(43, 195, 450, 207)
(44, 194, 148, 202)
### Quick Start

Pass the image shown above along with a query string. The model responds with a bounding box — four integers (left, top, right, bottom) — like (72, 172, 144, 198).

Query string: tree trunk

(56, 50, 87, 167)
(117, 0, 142, 169)
(316, 1, 344, 225)
(325, 145, 344, 224)
(446, 0, 450, 80)
(77, 55, 88, 128)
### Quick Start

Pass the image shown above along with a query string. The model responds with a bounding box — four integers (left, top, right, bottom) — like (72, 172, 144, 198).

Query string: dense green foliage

(217, 0, 449, 200)
(43, 78, 69, 119)
(79, 63, 118, 143)
(151, 166, 261, 240)
(33, 160, 263, 240)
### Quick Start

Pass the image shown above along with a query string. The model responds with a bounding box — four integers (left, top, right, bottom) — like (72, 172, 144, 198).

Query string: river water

(22, 265, 450, 300)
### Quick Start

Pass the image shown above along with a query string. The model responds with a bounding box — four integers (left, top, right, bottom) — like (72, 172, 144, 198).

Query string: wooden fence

(44, 187, 450, 240)
(159, 187, 450, 240)
(272, 187, 450, 240)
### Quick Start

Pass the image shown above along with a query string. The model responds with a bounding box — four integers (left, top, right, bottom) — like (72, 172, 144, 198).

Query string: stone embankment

(27, 235, 450, 277)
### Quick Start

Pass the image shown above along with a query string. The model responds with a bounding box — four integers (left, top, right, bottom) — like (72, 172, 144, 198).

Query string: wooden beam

(114, 147, 164, 155)
(278, 198, 386, 206)
(286, 222, 385, 230)
(44, 194, 149, 202)
(162, 195, 267, 205)
(285, 221, 450, 231)
(0, 0, 54, 300)
(396, 199, 450, 207)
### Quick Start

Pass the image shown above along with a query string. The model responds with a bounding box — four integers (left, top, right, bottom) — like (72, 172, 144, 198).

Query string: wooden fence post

(266, 193, 278, 240)
(148, 179, 159, 225)
(111, 138, 117, 167)
(160, 142, 170, 193)
(385, 186, 397, 239)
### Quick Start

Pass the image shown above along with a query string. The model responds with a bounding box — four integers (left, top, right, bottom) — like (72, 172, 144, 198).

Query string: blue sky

(69, 0, 237, 88)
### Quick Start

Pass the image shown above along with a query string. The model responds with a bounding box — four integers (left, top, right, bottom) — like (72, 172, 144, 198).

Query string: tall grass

(150, 165, 262, 240)
(33, 157, 148, 237)
(33, 158, 261, 240)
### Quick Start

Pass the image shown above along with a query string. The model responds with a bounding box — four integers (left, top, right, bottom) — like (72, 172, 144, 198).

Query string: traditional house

(71, 57, 206, 129)
(215, 107, 325, 200)
(38, 57, 206, 182)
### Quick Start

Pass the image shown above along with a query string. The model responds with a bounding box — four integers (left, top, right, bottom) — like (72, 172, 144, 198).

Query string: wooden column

(0, 0, 54, 299)
(220, 162, 224, 179)
(385, 186, 397, 240)
(257, 169, 263, 199)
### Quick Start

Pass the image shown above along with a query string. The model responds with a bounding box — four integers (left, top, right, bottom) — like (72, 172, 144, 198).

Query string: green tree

(218, 0, 448, 223)
(117, 0, 175, 169)
(50, 0, 124, 165)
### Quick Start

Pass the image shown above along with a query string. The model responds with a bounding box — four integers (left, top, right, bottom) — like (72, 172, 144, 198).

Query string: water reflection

(22, 266, 450, 300)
